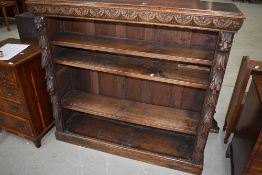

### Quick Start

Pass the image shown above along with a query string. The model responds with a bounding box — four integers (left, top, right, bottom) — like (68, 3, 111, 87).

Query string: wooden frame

(224, 57, 262, 143)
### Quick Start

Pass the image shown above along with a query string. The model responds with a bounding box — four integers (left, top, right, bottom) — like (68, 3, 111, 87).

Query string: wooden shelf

(52, 32, 214, 66)
(62, 91, 200, 135)
(66, 113, 195, 160)
(54, 49, 210, 89)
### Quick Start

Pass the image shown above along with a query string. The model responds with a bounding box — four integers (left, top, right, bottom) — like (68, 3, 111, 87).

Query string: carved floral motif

(193, 31, 233, 164)
(218, 32, 233, 52)
(121, 9, 138, 20)
(174, 14, 192, 25)
(28, 5, 243, 31)
(213, 18, 232, 29)
(193, 16, 212, 26)
(138, 11, 155, 21)
(90, 8, 104, 17)
(34, 15, 63, 131)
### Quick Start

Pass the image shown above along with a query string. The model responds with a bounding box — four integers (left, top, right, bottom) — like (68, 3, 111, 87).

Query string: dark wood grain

(54, 48, 210, 89)
(62, 91, 200, 135)
(52, 32, 214, 66)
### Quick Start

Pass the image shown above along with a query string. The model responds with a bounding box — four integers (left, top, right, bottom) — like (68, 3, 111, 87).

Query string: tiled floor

(0, 1, 262, 175)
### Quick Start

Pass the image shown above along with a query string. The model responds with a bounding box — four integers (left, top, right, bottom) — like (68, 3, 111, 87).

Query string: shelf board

(62, 91, 200, 135)
(66, 113, 195, 160)
(52, 32, 214, 66)
(54, 49, 210, 89)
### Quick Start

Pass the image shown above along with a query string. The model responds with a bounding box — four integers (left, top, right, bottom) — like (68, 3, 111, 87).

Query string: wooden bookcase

(27, 0, 244, 174)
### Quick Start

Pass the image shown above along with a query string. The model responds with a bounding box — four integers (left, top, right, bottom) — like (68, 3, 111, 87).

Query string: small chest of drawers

(0, 38, 54, 147)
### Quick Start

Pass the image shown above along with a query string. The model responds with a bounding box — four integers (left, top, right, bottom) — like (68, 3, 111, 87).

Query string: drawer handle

(11, 105, 19, 113)
(6, 89, 14, 96)
(16, 121, 24, 130)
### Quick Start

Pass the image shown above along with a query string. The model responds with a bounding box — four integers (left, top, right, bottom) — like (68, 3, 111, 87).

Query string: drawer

(0, 85, 23, 103)
(0, 78, 17, 87)
(0, 66, 16, 82)
(0, 112, 33, 137)
(0, 98, 29, 118)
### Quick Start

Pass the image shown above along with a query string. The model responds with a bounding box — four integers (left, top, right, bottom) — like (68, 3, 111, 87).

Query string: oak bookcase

(27, 0, 244, 174)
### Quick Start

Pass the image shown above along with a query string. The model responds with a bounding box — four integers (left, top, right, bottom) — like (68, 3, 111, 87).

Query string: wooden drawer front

(0, 112, 33, 137)
(0, 98, 29, 117)
(0, 67, 16, 82)
(0, 86, 22, 102)
(247, 158, 262, 174)
(0, 78, 17, 87)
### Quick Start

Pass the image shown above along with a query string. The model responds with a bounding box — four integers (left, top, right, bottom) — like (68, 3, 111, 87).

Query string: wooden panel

(95, 21, 116, 37)
(54, 49, 210, 89)
(63, 19, 89, 34)
(16, 52, 54, 136)
(115, 76, 126, 99)
(98, 72, 117, 97)
(191, 31, 218, 49)
(115, 23, 126, 38)
(47, 18, 62, 39)
(170, 86, 184, 108)
(55, 66, 72, 98)
(125, 78, 142, 102)
(68, 68, 204, 111)
(62, 91, 200, 134)
(52, 32, 214, 66)
(0, 111, 33, 136)
(140, 81, 153, 104)
(151, 82, 173, 106)
(126, 24, 145, 40)
(66, 113, 195, 159)
(181, 87, 206, 112)
(72, 69, 91, 92)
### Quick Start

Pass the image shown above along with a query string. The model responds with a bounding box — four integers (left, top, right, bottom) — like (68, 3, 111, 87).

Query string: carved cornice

(28, 5, 244, 32)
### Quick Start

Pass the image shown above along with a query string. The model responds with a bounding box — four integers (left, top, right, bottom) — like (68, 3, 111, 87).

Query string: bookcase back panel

(58, 18, 218, 50)
(69, 69, 205, 112)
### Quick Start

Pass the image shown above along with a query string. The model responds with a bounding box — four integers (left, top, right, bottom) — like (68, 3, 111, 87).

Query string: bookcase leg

(210, 118, 219, 133)
(34, 140, 41, 148)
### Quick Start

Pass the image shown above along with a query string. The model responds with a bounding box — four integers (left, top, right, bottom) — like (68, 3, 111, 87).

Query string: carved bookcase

(27, 0, 244, 174)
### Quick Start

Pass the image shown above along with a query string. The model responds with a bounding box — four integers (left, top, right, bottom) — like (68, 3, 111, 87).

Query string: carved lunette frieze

(192, 31, 233, 164)
(34, 16, 63, 131)
(28, 5, 243, 32)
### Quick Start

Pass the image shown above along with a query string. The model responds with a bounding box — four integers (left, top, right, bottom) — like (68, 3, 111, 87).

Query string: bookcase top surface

(27, 0, 244, 32)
